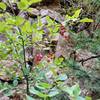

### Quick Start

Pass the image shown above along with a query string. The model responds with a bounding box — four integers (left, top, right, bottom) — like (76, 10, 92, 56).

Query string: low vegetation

(0, 0, 100, 100)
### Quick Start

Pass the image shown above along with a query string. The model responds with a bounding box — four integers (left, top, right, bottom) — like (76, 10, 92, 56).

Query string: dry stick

(78, 54, 100, 65)
(94, 22, 100, 30)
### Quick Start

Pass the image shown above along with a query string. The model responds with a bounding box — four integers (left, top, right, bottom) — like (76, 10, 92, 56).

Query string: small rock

(40, 9, 49, 17)
(0, 96, 9, 100)
(18, 11, 29, 19)
(28, 8, 40, 18)
(41, 17, 47, 25)
(40, 9, 64, 23)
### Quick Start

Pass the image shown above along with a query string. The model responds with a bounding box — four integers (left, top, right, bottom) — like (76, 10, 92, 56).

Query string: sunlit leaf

(72, 9, 81, 19)
(29, 0, 42, 5)
(18, 0, 29, 10)
(66, 15, 73, 19)
(71, 84, 81, 97)
(66, 9, 81, 20)
(80, 18, 93, 22)
(0, 22, 7, 32)
(48, 88, 59, 97)
(0, 2, 6, 10)
(37, 82, 52, 89)
(32, 33, 42, 42)
(61, 86, 73, 96)
(6, 16, 25, 26)
(54, 57, 64, 65)
(15, 16, 25, 26)
(0, 22, 11, 32)
(21, 20, 32, 33)
(46, 16, 54, 25)
(85, 96, 92, 100)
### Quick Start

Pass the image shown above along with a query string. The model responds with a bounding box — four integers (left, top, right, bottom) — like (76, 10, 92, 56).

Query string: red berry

(60, 29, 66, 36)
(37, 53, 43, 61)
(60, 25, 67, 37)
(34, 53, 43, 64)
(60, 31, 64, 36)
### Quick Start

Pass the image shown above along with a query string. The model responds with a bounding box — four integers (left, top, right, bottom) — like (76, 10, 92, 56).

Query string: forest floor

(0, 0, 100, 100)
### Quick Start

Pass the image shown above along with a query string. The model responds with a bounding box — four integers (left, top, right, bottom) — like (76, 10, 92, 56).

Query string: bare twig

(17, 27, 30, 95)
(78, 54, 100, 65)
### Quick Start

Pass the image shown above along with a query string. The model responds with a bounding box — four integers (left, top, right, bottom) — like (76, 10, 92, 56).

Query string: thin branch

(7, 0, 16, 16)
(17, 27, 30, 94)
(78, 54, 100, 64)
(94, 22, 100, 30)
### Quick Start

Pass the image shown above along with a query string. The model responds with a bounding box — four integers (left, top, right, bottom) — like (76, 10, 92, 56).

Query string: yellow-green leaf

(0, 2, 6, 10)
(80, 18, 94, 22)
(65, 15, 73, 19)
(86, 96, 92, 100)
(18, 0, 29, 10)
(29, 0, 42, 5)
(72, 9, 81, 18)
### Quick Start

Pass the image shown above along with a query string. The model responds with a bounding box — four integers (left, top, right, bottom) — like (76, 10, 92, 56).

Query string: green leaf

(54, 57, 64, 66)
(0, 22, 6, 32)
(80, 18, 94, 22)
(66, 15, 73, 19)
(85, 96, 92, 100)
(0, 2, 6, 10)
(30, 87, 48, 98)
(32, 33, 42, 42)
(66, 9, 81, 20)
(71, 84, 81, 97)
(0, 22, 11, 32)
(37, 82, 52, 89)
(29, 0, 42, 5)
(13, 79, 18, 86)
(23, 67, 30, 76)
(21, 20, 32, 33)
(48, 88, 59, 97)
(26, 95, 36, 100)
(15, 16, 25, 26)
(4, 90, 13, 97)
(72, 9, 81, 19)
(61, 84, 81, 97)
(6, 16, 25, 26)
(37, 16, 43, 27)
(46, 16, 54, 25)
(18, 0, 29, 10)
(61, 86, 73, 96)
(26, 8, 34, 13)
(18, 0, 42, 10)
(52, 25, 59, 33)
